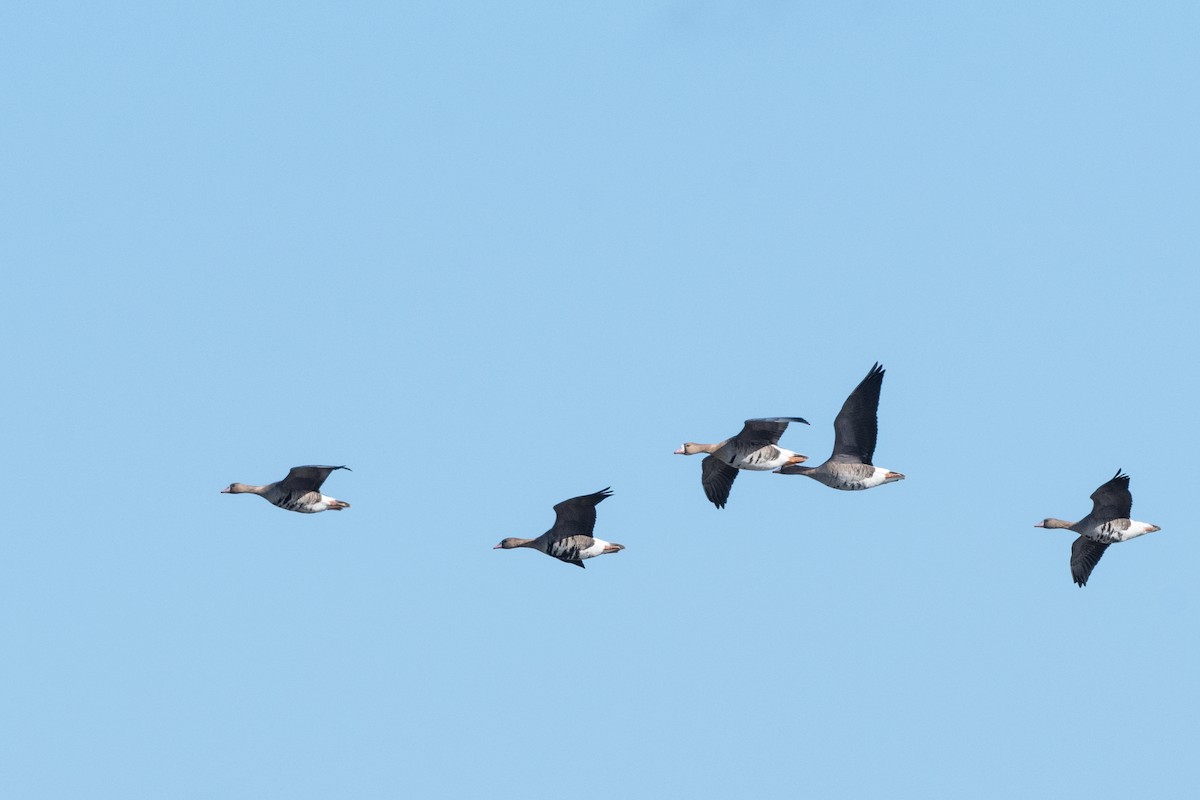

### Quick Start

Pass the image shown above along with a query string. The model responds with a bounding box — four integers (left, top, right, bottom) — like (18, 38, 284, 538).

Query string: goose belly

(730, 447, 791, 471)
(267, 489, 329, 513)
(813, 474, 872, 491)
(812, 465, 894, 491)
(1088, 519, 1159, 543)
(283, 500, 327, 513)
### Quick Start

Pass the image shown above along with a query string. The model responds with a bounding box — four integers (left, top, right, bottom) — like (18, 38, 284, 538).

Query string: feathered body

(676, 417, 810, 508)
(1035, 470, 1161, 586)
(775, 363, 904, 490)
(495, 488, 624, 569)
(222, 465, 352, 514)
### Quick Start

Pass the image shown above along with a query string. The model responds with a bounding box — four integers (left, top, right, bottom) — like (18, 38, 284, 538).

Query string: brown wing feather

(831, 363, 884, 465)
(1089, 470, 1132, 522)
(701, 456, 738, 509)
(1070, 536, 1111, 587)
(732, 417, 808, 451)
(549, 488, 612, 538)
(281, 465, 351, 493)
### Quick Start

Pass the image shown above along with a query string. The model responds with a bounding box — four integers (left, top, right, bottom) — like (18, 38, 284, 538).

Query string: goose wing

(701, 455, 739, 509)
(731, 417, 809, 453)
(280, 465, 351, 492)
(830, 363, 884, 465)
(1088, 470, 1132, 522)
(549, 488, 613, 539)
(1070, 536, 1110, 587)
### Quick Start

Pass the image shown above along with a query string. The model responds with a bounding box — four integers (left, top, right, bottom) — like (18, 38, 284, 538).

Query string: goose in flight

(494, 488, 624, 569)
(675, 417, 809, 508)
(774, 363, 904, 490)
(221, 465, 352, 513)
(1035, 470, 1161, 587)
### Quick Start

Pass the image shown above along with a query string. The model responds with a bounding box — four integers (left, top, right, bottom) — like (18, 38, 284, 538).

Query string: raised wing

(701, 455, 739, 509)
(281, 465, 351, 492)
(1070, 536, 1110, 587)
(831, 363, 884, 465)
(732, 417, 809, 452)
(1089, 469, 1132, 522)
(549, 488, 613, 538)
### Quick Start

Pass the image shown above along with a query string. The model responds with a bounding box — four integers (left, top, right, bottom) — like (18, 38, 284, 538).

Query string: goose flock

(222, 362, 1161, 587)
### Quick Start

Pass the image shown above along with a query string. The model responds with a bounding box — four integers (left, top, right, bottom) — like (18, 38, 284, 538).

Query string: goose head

(221, 483, 254, 494)
(674, 443, 704, 455)
(494, 538, 528, 550)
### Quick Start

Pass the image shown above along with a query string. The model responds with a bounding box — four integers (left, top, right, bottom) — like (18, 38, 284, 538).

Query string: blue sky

(2, 2, 1197, 797)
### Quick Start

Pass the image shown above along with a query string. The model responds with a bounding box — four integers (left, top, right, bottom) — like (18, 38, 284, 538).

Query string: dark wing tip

(860, 362, 886, 386)
(590, 487, 614, 504)
(1097, 469, 1130, 493)
(845, 363, 886, 398)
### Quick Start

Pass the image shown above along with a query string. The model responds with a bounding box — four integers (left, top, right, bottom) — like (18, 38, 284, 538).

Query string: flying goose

(675, 417, 810, 508)
(494, 488, 623, 569)
(221, 465, 352, 513)
(774, 363, 904, 490)
(1035, 470, 1161, 587)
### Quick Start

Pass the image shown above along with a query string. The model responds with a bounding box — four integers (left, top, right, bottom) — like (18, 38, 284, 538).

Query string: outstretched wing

(549, 488, 613, 538)
(733, 417, 809, 451)
(1070, 536, 1111, 587)
(1089, 470, 1132, 522)
(701, 455, 739, 509)
(281, 465, 351, 492)
(831, 363, 884, 465)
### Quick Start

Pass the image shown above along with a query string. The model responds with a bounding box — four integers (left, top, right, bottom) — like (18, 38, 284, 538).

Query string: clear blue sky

(2, 2, 1197, 797)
